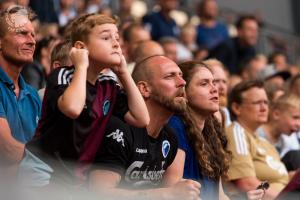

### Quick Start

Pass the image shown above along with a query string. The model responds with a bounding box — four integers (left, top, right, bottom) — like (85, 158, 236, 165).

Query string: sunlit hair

(69, 13, 116, 45)
(203, 58, 226, 71)
(0, 5, 35, 37)
(50, 40, 72, 71)
(178, 60, 231, 180)
(272, 94, 300, 111)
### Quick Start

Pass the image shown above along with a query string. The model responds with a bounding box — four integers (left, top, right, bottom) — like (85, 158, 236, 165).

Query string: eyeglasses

(241, 99, 269, 106)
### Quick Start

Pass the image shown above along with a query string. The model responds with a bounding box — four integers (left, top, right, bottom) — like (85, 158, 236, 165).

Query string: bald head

(132, 55, 176, 84)
(134, 40, 165, 63)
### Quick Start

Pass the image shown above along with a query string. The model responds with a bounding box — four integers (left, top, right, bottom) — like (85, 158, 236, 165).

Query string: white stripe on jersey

(98, 74, 120, 87)
(233, 122, 248, 155)
(57, 68, 74, 85)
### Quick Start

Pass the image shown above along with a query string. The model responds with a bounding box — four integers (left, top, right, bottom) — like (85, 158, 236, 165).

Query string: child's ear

(52, 61, 61, 69)
(74, 41, 86, 49)
(137, 81, 151, 98)
(272, 109, 281, 121)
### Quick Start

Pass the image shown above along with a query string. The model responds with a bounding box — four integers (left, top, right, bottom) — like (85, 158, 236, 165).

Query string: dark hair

(178, 60, 231, 180)
(268, 51, 287, 64)
(235, 14, 257, 29)
(228, 79, 264, 120)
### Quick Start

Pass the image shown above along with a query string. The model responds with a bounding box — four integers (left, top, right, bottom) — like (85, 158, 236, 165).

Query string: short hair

(235, 14, 257, 29)
(50, 40, 72, 70)
(159, 36, 178, 46)
(122, 22, 144, 42)
(69, 13, 116, 45)
(132, 55, 164, 84)
(272, 94, 300, 111)
(228, 79, 264, 120)
(203, 58, 226, 71)
(0, 5, 35, 37)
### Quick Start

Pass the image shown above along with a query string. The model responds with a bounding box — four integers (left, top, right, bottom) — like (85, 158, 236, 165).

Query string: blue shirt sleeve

(168, 116, 189, 152)
(0, 93, 6, 118)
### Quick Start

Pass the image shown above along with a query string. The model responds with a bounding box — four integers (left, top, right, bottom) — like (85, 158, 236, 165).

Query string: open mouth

(210, 96, 219, 101)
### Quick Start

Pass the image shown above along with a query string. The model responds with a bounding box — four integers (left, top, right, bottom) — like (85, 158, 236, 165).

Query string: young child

(30, 13, 149, 181)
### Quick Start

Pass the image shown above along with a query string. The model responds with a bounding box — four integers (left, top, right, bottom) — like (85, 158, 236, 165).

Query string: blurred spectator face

(290, 77, 300, 96)
(266, 76, 285, 89)
(272, 106, 300, 135)
(238, 19, 258, 46)
(273, 54, 288, 71)
(235, 87, 269, 125)
(202, 0, 218, 19)
(60, 0, 74, 9)
(210, 65, 228, 106)
(186, 67, 219, 114)
(159, 0, 178, 12)
(126, 27, 151, 61)
(162, 42, 177, 62)
(228, 74, 242, 92)
(120, 0, 133, 12)
(247, 59, 266, 80)
(18, 0, 29, 6)
(180, 24, 196, 47)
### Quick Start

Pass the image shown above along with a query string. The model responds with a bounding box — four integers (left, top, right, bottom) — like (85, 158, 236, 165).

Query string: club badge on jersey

(162, 140, 170, 158)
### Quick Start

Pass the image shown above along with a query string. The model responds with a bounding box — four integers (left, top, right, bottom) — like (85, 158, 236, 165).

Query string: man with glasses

(0, 6, 41, 167)
(225, 80, 289, 199)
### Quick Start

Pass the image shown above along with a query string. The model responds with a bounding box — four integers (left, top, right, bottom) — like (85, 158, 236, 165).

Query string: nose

(27, 33, 36, 46)
(112, 36, 120, 48)
(176, 75, 186, 87)
(211, 83, 218, 94)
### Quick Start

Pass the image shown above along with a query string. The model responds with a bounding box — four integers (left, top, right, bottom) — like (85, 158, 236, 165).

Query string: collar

(0, 66, 29, 94)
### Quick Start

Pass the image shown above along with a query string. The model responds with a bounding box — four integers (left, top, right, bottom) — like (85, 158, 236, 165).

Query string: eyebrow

(99, 29, 119, 34)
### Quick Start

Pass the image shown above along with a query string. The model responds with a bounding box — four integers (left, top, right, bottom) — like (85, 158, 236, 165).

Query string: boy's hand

(69, 47, 89, 70)
(111, 54, 129, 76)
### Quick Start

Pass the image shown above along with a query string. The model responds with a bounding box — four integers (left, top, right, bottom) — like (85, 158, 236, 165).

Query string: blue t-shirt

(0, 66, 41, 143)
(168, 116, 219, 200)
(196, 22, 229, 50)
(142, 11, 180, 41)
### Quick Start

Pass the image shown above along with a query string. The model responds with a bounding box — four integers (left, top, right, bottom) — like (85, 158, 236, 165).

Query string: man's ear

(137, 81, 151, 98)
(74, 41, 86, 49)
(231, 102, 241, 117)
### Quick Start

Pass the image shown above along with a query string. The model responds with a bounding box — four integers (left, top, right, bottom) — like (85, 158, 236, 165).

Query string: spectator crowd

(1, 0, 300, 200)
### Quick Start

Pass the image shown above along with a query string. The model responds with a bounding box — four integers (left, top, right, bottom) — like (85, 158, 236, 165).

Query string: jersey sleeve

(92, 116, 132, 175)
(163, 125, 179, 167)
(44, 67, 74, 112)
(167, 116, 188, 152)
(226, 123, 256, 180)
(112, 89, 129, 120)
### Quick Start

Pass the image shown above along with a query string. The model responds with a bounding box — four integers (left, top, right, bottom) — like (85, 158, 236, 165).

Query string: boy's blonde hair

(272, 94, 300, 111)
(70, 13, 116, 45)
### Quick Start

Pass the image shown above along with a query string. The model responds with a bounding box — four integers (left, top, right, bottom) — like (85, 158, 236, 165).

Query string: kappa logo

(162, 140, 170, 158)
(106, 129, 125, 147)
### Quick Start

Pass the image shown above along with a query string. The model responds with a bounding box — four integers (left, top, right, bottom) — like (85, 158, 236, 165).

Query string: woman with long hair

(164, 61, 264, 200)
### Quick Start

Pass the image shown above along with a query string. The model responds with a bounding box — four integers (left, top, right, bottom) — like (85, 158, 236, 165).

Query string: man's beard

(150, 88, 187, 113)
(219, 95, 227, 107)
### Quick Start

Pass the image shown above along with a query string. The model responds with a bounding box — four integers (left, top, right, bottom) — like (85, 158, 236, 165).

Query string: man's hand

(167, 179, 201, 200)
